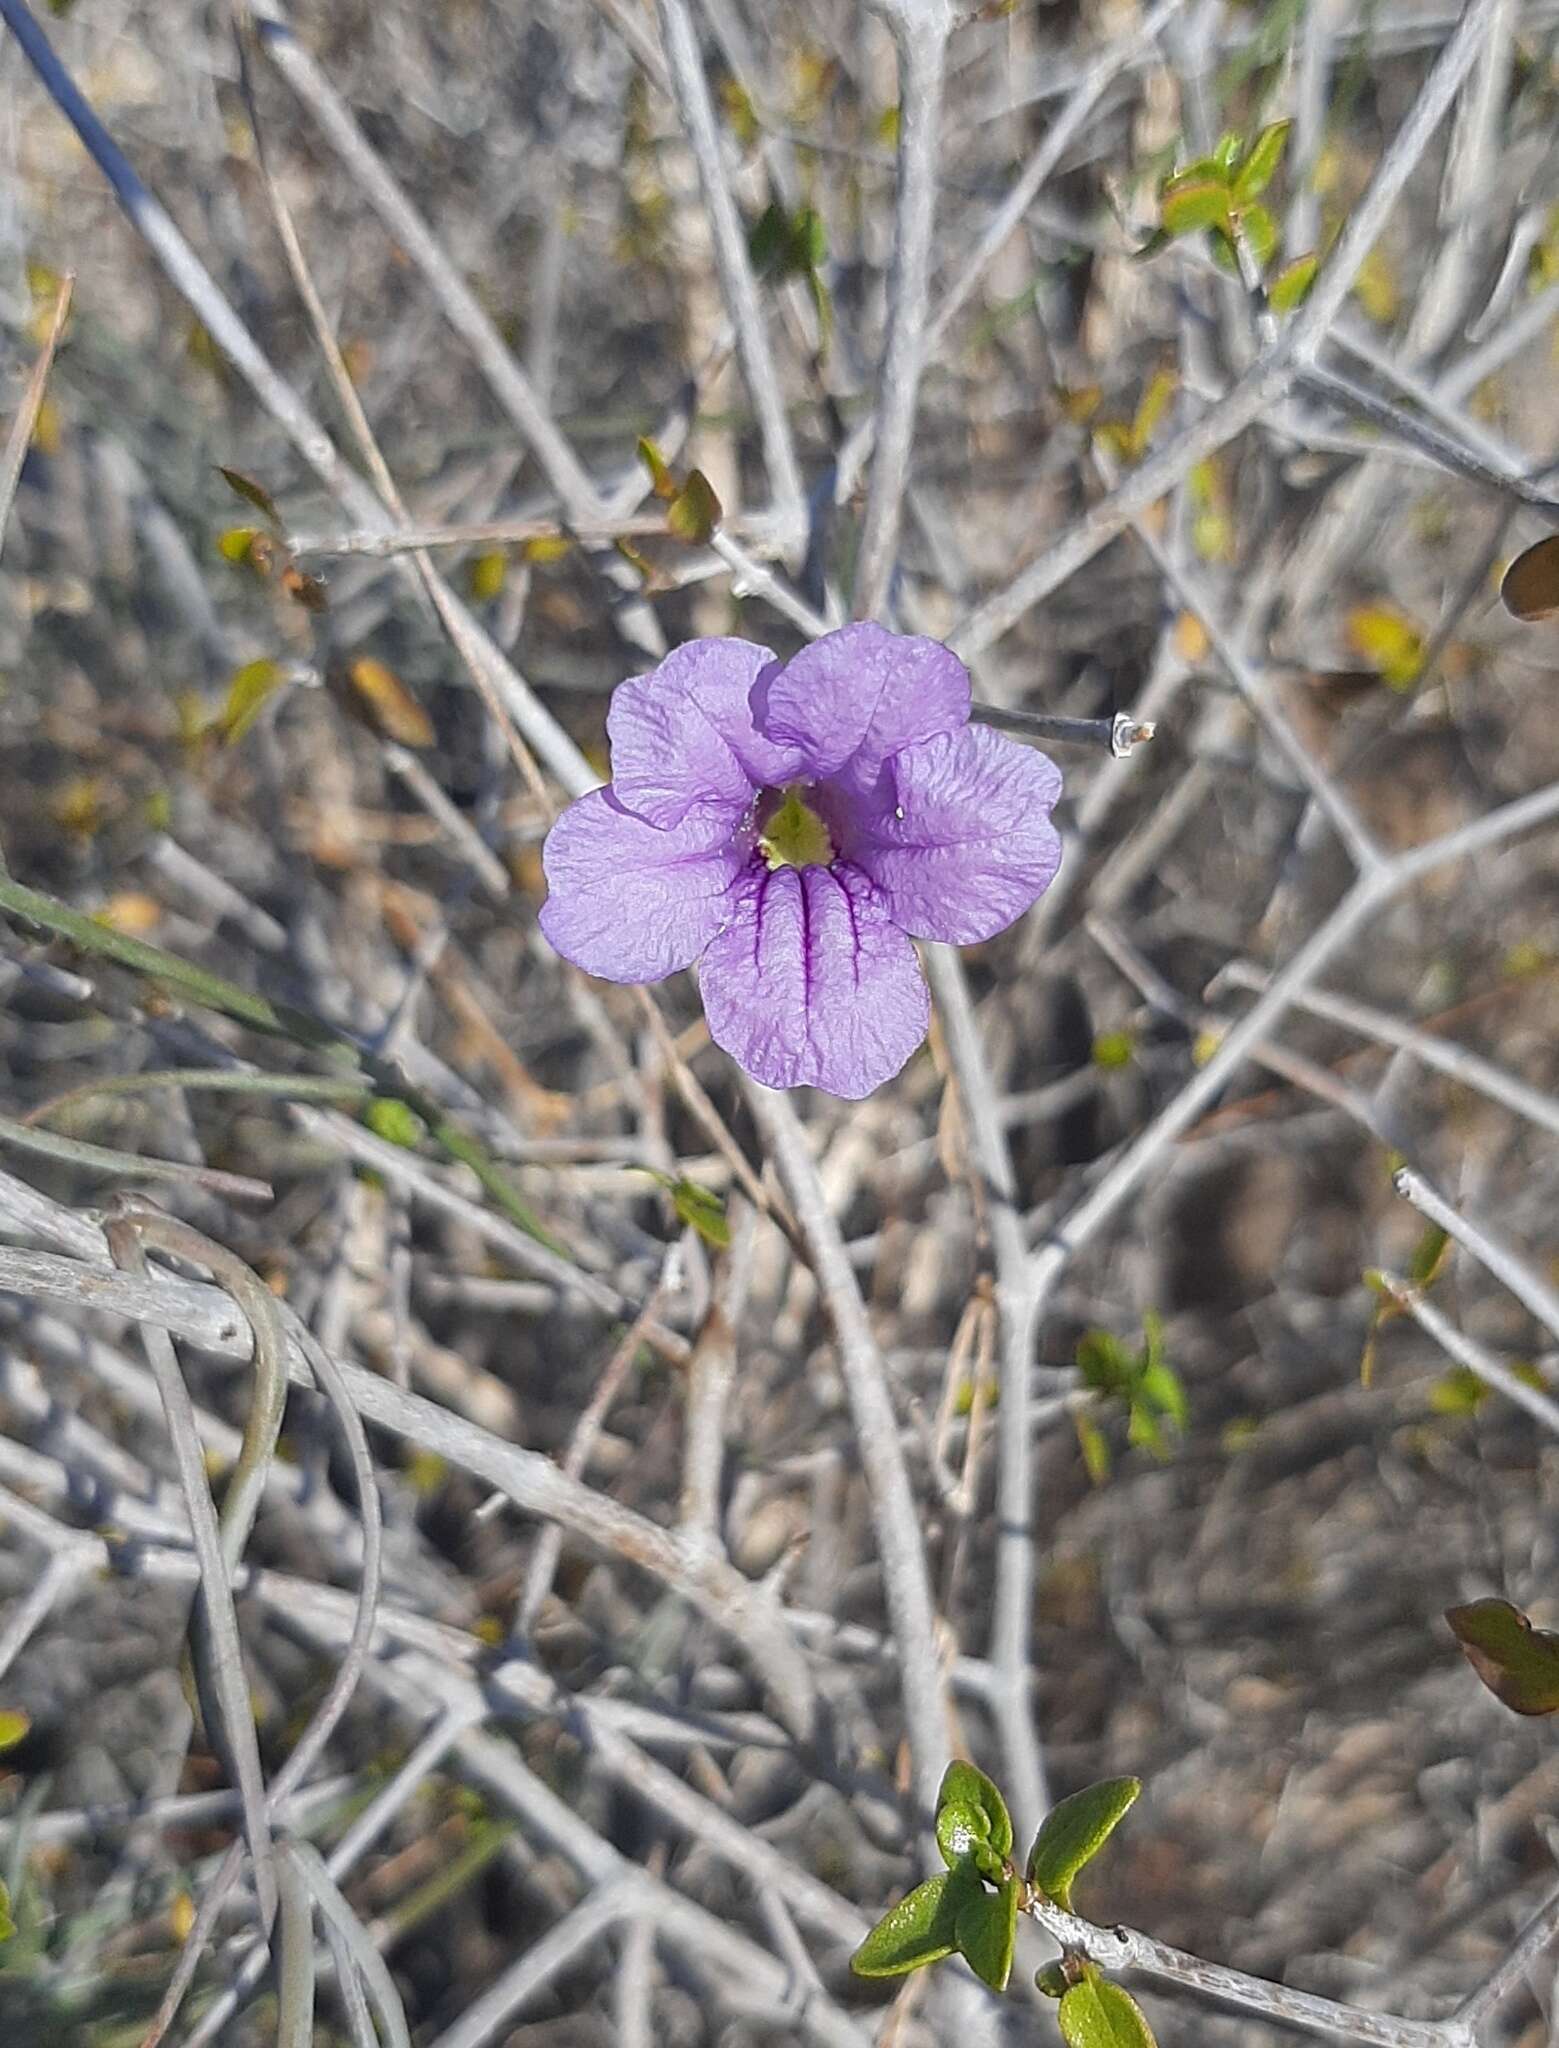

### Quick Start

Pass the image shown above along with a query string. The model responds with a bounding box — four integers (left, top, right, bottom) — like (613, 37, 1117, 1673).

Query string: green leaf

(637, 436, 676, 501)
(1211, 130, 1244, 175)
(937, 1759, 1013, 1863)
(1161, 180, 1231, 237)
(363, 1096, 426, 1149)
(0, 1710, 29, 1754)
(1076, 1330, 1134, 1394)
(1428, 1366, 1490, 1417)
(667, 469, 723, 544)
(1092, 1030, 1134, 1070)
(1036, 1960, 1072, 1999)
(217, 524, 263, 564)
(217, 465, 282, 527)
(670, 1176, 731, 1248)
(1268, 252, 1318, 313)
(851, 1865, 978, 1978)
(1232, 119, 1292, 204)
(1027, 1776, 1141, 1910)
(1059, 1975, 1158, 2048)
(1075, 1410, 1112, 1485)
(1138, 1361, 1188, 1431)
(209, 658, 289, 746)
(636, 1170, 733, 1249)
(1408, 1224, 1452, 1290)
(956, 1874, 1020, 1992)
(1446, 1599, 1559, 1716)
(747, 200, 790, 275)
(1237, 202, 1278, 272)
(0, 1880, 13, 1943)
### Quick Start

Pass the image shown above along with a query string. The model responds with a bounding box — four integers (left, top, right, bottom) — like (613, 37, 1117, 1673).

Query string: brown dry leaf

(344, 657, 436, 749)
(1500, 536, 1559, 622)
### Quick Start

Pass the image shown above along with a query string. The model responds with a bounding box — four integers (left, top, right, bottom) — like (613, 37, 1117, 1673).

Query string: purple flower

(538, 624, 1063, 1098)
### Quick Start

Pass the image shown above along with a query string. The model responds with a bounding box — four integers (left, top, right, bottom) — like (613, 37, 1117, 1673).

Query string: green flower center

(758, 784, 835, 871)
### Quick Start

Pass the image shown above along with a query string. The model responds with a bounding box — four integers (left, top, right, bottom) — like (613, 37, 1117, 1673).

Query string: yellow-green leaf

(638, 436, 677, 501)
(667, 468, 723, 544)
(1161, 180, 1232, 237)
(0, 1879, 13, 1943)
(1130, 369, 1177, 455)
(0, 1709, 29, 1754)
(217, 525, 263, 564)
(1346, 603, 1425, 690)
(1236, 201, 1278, 273)
(1027, 1777, 1140, 1910)
(670, 1176, 730, 1249)
(1446, 1599, 1559, 1715)
(1269, 252, 1318, 313)
(470, 548, 508, 601)
(1407, 1224, 1451, 1290)
(1075, 1410, 1111, 1485)
(210, 658, 288, 746)
(1232, 120, 1292, 204)
(363, 1097, 426, 1149)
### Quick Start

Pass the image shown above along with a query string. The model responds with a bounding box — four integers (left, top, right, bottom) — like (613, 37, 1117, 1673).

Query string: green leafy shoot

(1075, 1314, 1186, 1475)
(1059, 1972, 1158, 2048)
(853, 1760, 1021, 1990)
(1027, 1777, 1141, 1911)
(1150, 121, 1293, 285)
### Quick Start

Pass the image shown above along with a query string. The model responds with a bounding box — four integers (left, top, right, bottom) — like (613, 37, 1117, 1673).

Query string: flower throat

(758, 784, 835, 871)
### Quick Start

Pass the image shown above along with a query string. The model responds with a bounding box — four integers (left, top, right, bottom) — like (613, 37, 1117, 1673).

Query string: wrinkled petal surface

(841, 726, 1063, 944)
(539, 789, 745, 983)
(700, 862, 930, 1097)
(755, 623, 970, 784)
(607, 637, 804, 828)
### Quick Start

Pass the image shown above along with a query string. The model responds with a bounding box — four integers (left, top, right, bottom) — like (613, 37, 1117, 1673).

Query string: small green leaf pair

(851, 1765, 1142, 2000)
(854, 1761, 1020, 1990)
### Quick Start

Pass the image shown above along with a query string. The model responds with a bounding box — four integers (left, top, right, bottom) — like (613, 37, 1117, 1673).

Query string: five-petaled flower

(538, 624, 1063, 1098)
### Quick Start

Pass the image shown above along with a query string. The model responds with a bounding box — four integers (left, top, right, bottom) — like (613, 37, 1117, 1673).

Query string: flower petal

(607, 637, 805, 828)
(842, 726, 1063, 943)
(539, 789, 746, 982)
(700, 862, 930, 1097)
(754, 623, 970, 782)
